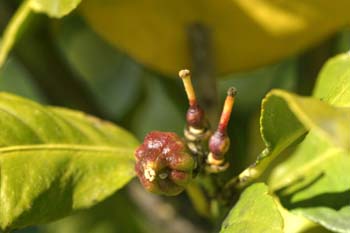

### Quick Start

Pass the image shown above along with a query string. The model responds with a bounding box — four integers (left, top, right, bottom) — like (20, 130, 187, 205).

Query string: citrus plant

(0, 1, 350, 233)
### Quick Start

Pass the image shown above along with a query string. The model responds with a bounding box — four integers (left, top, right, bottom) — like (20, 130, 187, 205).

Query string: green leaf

(277, 199, 333, 233)
(264, 53, 350, 232)
(0, 1, 31, 68)
(30, 0, 81, 18)
(259, 53, 350, 177)
(271, 133, 350, 233)
(129, 73, 184, 139)
(0, 57, 46, 102)
(0, 0, 81, 68)
(259, 91, 350, 231)
(40, 192, 155, 233)
(79, 0, 350, 75)
(0, 92, 138, 232)
(54, 15, 142, 121)
(218, 58, 297, 114)
(238, 88, 350, 185)
(220, 183, 283, 233)
(313, 53, 350, 107)
(261, 90, 350, 154)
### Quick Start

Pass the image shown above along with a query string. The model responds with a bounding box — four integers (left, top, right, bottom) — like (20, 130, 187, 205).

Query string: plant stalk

(0, 0, 31, 67)
(188, 23, 218, 127)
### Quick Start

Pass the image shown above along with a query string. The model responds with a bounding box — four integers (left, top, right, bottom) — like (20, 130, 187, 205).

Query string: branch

(188, 23, 218, 127)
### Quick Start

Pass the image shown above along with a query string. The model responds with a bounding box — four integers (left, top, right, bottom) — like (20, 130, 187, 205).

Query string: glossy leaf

(262, 53, 350, 232)
(277, 199, 333, 233)
(313, 53, 350, 107)
(220, 183, 283, 233)
(80, 0, 350, 76)
(259, 91, 350, 231)
(270, 133, 350, 233)
(261, 90, 350, 157)
(0, 93, 138, 231)
(254, 53, 350, 170)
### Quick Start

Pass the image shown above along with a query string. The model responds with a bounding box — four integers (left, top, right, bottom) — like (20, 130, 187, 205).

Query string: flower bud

(186, 104, 206, 129)
(208, 131, 230, 160)
(135, 131, 195, 196)
(207, 87, 236, 171)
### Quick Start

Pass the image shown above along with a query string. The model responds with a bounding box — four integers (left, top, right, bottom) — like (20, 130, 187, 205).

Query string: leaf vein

(0, 144, 134, 154)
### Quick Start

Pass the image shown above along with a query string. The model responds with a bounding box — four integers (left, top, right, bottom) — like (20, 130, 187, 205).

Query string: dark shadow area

(300, 225, 334, 233)
(277, 172, 325, 196)
(277, 172, 350, 210)
(281, 189, 350, 210)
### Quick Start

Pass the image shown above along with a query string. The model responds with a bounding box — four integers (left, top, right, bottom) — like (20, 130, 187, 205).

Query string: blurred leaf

(0, 57, 46, 102)
(129, 73, 184, 140)
(335, 29, 350, 53)
(40, 192, 154, 233)
(30, 0, 81, 18)
(80, 0, 350, 75)
(220, 183, 283, 233)
(14, 227, 39, 233)
(0, 0, 81, 68)
(0, 93, 138, 231)
(54, 15, 142, 120)
(219, 58, 297, 114)
(0, 1, 31, 68)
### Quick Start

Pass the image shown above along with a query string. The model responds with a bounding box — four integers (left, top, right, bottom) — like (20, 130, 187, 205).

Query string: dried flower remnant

(179, 69, 207, 129)
(179, 69, 211, 157)
(207, 87, 237, 171)
(135, 131, 195, 196)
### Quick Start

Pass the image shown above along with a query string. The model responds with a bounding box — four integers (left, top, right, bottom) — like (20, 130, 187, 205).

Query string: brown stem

(188, 23, 218, 127)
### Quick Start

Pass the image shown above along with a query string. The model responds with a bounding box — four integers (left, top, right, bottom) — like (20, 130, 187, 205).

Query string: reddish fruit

(135, 131, 195, 196)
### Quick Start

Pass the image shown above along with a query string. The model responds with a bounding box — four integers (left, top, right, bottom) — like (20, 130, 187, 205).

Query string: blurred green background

(1, 1, 350, 232)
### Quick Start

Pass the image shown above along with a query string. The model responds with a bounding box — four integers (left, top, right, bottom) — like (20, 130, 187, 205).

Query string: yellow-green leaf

(0, 93, 138, 231)
(263, 53, 350, 232)
(270, 132, 350, 233)
(313, 53, 350, 107)
(220, 183, 283, 233)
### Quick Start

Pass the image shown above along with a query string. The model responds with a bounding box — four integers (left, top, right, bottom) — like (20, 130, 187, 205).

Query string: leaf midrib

(0, 144, 134, 154)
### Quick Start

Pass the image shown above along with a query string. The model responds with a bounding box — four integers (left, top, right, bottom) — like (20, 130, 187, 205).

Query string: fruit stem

(188, 23, 219, 127)
(185, 181, 211, 218)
